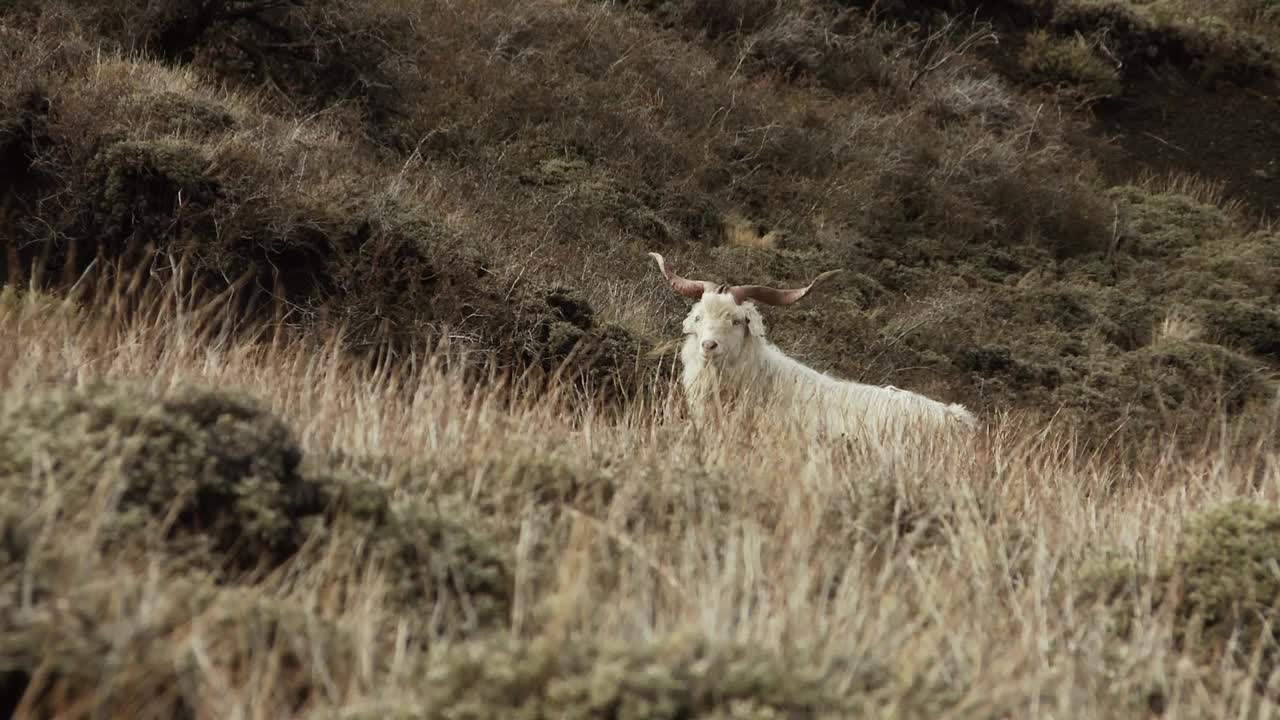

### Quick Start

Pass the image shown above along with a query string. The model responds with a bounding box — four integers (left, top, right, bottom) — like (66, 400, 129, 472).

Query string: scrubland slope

(2, 0, 1280, 717)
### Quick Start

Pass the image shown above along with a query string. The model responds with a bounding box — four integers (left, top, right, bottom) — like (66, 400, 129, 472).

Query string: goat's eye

(732, 319, 743, 326)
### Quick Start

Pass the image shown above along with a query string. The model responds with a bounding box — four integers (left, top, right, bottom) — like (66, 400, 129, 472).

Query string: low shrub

(1019, 29, 1123, 99)
(0, 383, 323, 573)
(1078, 500, 1280, 680)
(408, 631, 865, 719)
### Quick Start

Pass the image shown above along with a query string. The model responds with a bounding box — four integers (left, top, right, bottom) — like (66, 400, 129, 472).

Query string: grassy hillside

(2, 0, 1277, 437)
(1, 0, 1279, 716)
(1, 247, 1278, 719)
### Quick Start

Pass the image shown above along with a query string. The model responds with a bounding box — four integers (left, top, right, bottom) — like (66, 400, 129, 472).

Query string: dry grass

(1155, 310, 1204, 343)
(1116, 0, 1280, 43)
(0, 255, 1278, 718)
(1, 1, 1279, 713)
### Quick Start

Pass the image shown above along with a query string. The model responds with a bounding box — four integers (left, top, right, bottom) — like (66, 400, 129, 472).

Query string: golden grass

(1, 0, 1278, 713)
(1115, 0, 1280, 44)
(1134, 169, 1253, 223)
(0, 260, 1277, 718)
(1156, 310, 1205, 344)
(723, 212, 780, 249)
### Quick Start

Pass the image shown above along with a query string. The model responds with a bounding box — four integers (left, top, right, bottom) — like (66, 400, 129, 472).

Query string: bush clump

(88, 139, 223, 253)
(1121, 340, 1272, 415)
(0, 570, 362, 719)
(1079, 501, 1280, 678)
(0, 382, 516, 634)
(521, 287, 657, 405)
(1019, 29, 1123, 100)
(1110, 185, 1237, 258)
(138, 90, 236, 137)
(1200, 299, 1280, 360)
(361, 497, 513, 634)
(0, 573, 212, 720)
(0, 382, 325, 573)
(1050, 1, 1278, 85)
(1176, 501, 1280, 652)
(1067, 339, 1274, 439)
(24, 0, 408, 142)
(406, 631, 865, 719)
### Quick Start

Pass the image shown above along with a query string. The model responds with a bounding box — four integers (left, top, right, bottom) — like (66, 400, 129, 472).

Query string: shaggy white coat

(679, 294, 976, 442)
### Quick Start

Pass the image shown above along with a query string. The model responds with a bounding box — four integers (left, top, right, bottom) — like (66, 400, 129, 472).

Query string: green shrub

(1124, 340, 1272, 414)
(370, 500, 513, 634)
(408, 631, 866, 719)
(1177, 501, 1280, 650)
(1079, 501, 1280, 678)
(0, 575, 210, 719)
(0, 382, 325, 572)
(1181, 231, 1280, 300)
(1069, 339, 1274, 435)
(0, 572, 360, 719)
(1200, 299, 1280, 360)
(957, 343, 1063, 389)
(0, 383, 516, 636)
(89, 139, 221, 251)
(1109, 186, 1236, 259)
(139, 90, 236, 137)
(520, 287, 657, 405)
(1019, 29, 1122, 99)
(1051, 1, 1278, 83)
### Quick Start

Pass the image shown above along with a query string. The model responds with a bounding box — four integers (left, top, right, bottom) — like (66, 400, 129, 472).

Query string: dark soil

(1094, 73, 1280, 219)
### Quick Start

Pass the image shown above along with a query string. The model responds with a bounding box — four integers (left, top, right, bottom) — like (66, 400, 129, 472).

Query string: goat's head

(648, 252, 843, 364)
(682, 292, 764, 363)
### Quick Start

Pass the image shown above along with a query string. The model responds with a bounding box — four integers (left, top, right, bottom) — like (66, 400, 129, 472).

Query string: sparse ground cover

(0, 259, 1277, 718)
(2, 0, 1280, 716)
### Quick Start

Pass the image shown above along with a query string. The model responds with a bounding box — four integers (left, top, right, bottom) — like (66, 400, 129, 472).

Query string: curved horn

(649, 252, 719, 300)
(727, 269, 844, 306)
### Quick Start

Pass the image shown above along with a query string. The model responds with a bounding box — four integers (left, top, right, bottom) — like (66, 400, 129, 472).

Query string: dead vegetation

(3, 0, 1277, 440)
(0, 253, 1276, 718)
(1, 0, 1279, 714)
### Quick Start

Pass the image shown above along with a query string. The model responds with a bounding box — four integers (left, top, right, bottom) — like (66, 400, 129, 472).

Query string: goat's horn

(649, 252, 719, 299)
(727, 269, 844, 306)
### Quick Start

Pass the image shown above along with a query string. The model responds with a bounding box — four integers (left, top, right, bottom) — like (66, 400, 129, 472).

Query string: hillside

(2, 0, 1280, 717)
(4, 0, 1279, 438)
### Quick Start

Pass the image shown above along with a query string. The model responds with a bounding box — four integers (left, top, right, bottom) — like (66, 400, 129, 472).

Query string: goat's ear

(682, 307, 699, 335)
(744, 304, 766, 337)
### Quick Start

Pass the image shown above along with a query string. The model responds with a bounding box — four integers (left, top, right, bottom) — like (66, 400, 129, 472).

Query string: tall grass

(0, 261, 1278, 718)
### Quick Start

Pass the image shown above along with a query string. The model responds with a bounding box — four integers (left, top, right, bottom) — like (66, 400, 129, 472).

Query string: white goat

(650, 252, 977, 443)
